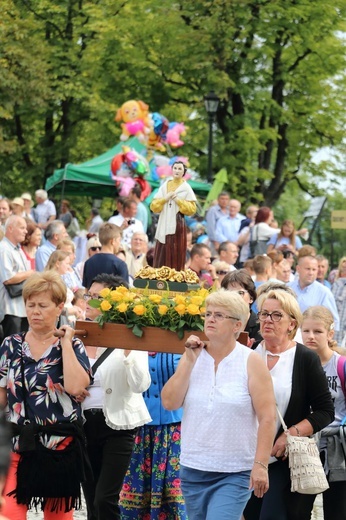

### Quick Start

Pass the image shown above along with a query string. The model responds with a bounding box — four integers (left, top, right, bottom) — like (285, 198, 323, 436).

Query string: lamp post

(204, 90, 220, 184)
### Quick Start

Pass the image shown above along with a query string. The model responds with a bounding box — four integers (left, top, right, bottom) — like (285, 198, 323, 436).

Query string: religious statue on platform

(150, 161, 197, 271)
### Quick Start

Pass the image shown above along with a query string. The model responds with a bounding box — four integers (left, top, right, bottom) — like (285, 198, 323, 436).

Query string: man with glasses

(125, 232, 148, 281)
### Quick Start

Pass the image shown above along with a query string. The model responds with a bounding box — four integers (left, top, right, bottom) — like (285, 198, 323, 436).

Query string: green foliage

(1, 0, 346, 249)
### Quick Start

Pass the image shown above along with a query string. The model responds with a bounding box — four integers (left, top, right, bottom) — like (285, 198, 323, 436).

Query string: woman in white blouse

(77, 273, 151, 520)
(162, 290, 276, 520)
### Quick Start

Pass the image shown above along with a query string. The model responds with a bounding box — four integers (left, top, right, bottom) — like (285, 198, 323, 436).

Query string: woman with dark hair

(21, 220, 42, 270)
(221, 269, 261, 343)
(150, 161, 197, 271)
(237, 207, 277, 262)
(79, 274, 151, 520)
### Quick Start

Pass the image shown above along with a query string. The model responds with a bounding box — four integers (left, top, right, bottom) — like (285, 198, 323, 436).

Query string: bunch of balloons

(115, 100, 188, 151)
(110, 146, 151, 198)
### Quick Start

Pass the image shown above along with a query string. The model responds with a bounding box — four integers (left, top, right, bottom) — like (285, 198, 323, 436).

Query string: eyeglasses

(203, 311, 240, 321)
(257, 311, 285, 322)
(83, 293, 101, 301)
(216, 270, 229, 275)
(90, 247, 101, 252)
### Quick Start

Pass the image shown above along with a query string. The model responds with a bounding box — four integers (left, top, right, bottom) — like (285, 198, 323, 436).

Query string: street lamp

(204, 90, 220, 184)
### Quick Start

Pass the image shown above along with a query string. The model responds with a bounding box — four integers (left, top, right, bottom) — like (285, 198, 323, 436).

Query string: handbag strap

(276, 405, 289, 433)
(91, 348, 113, 376)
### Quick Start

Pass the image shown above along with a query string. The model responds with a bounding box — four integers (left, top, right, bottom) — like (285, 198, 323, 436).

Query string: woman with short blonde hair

(162, 289, 277, 520)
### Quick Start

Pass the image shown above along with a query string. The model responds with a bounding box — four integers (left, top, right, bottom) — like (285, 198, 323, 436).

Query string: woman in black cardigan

(244, 288, 334, 520)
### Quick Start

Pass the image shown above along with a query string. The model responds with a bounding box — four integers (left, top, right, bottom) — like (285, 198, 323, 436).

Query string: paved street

(26, 495, 324, 519)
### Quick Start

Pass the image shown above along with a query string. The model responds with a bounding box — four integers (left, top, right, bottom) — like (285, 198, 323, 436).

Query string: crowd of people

(0, 185, 345, 520)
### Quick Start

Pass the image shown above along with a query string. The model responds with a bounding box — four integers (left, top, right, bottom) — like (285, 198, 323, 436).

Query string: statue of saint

(150, 161, 197, 271)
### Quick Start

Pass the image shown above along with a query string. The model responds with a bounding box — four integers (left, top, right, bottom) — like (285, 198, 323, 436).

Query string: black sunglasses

(90, 246, 101, 252)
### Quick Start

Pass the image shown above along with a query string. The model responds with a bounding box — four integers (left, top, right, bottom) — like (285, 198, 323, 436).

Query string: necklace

(29, 331, 55, 345)
(263, 340, 292, 357)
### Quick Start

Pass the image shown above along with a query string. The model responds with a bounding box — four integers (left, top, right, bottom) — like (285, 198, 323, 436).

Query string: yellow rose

(100, 300, 112, 312)
(158, 304, 168, 315)
(197, 288, 209, 299)
(133, 304, 146, 316)
(200, 306, 206, 315)
(117, 303, 128, 313)
(174, 295, 186, 305)
(117, 286, 129, 294)
(110, 290, 123, 302)
(186, 304, 200, 315)
(125, 292, 136, 301)
(149, 294, 162, 304)
(190, 296, 203, 306)
(99, 288, 111, 298)
(175, 304, 186, 315)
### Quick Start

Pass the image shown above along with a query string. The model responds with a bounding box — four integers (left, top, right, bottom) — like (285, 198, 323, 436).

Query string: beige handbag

(277, 407, 329, 494)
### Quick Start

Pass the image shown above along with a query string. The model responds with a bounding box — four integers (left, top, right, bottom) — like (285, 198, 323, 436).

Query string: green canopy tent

(45, 138, 212, 199)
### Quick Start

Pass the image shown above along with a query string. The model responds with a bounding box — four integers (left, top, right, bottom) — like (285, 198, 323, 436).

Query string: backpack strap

(337, 355, 346, 400)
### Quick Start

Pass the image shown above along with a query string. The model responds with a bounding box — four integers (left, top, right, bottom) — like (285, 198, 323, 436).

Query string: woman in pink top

(21, 220, 42, 270)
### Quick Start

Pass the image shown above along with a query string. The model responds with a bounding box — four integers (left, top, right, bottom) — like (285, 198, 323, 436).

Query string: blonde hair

(277, 219, 296, 248)
(298, 245, 316, 259)
(45, 250, 70, 271)
(23, 271, 66, 305)
(205, 289, 249, 328)
(257, 289, 302, 340)
(336, 256, 346, 279)
(302, 306, 339, 351)
(56, 238, 75, 252)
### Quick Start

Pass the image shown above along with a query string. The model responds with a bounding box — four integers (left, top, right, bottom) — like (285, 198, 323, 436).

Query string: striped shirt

(0, 237, 30, 320)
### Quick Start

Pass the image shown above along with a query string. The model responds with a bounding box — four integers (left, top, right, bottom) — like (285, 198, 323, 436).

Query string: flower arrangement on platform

(88, 285, 209, 339)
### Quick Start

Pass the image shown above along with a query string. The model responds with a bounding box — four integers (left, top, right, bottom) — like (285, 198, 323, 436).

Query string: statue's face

(172, 163, 185, 178)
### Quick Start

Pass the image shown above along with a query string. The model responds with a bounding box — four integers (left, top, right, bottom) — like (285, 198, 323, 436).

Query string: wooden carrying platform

(74, 321, 248, 353)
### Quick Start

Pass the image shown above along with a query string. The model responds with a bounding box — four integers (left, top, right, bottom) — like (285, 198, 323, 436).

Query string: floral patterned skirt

(119, 423, 187, 520)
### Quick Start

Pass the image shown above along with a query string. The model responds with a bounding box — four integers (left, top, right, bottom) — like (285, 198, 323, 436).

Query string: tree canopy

(1, 0, 346, 210)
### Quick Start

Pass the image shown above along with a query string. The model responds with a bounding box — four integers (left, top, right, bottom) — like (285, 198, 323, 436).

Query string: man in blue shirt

(205, 192, 230, 252)
(289, 255, 339, 330)
(35, 220, 68, 271)
(316, 255, 332, 289)
(215, 199, 245, 244)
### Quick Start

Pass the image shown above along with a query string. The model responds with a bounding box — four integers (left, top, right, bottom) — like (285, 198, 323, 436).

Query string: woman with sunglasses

(162, 290, 277, 520)
(75, 236, 102, 281)
(244, 289, 334, 520)
(221, 269, 261, 344)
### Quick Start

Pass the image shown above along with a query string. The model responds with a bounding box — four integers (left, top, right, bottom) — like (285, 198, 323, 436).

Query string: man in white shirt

(109, 199, 144, 248)
(34, 189, 57, 229)
(88, 208, 104, 234)
(0, 216, 35, 336)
